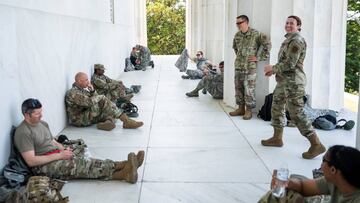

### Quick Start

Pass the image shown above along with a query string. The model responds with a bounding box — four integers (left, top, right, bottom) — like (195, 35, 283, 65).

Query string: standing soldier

(91, 64, 133, 102)
(229, 15, 271, 120)
(261, 16, 326, 159)
(65, 72, 143, 131)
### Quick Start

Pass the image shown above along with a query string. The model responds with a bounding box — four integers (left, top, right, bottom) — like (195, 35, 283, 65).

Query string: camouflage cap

(94, 64, 105, 70)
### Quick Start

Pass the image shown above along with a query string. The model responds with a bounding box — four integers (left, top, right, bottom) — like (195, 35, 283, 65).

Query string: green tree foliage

(147, 0, 186, 55)
(346, 0, 360, 94)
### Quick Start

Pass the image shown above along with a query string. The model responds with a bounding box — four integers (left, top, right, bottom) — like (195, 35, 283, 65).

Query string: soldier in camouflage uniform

(261, 16, 326, 159)
(65, 72, 143, 131)
(181, 51, 215, 79)
(91, 64, 133, 102)
(14, 98, 145, 184)
(134, 45, 154, 71)
(229, 15, 271, 120)
(186, 61, 224, 99)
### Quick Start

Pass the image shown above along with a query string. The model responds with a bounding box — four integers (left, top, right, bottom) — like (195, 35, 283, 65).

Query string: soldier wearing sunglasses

(229, 15, 271, 120)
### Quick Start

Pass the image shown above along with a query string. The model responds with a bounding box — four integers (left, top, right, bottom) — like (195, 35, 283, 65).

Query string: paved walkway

(61, 55, 357, 203)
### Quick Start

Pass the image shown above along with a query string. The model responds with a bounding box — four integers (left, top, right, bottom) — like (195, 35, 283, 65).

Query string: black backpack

(116, 98, 139, 118)
(257, 93, 273, 121)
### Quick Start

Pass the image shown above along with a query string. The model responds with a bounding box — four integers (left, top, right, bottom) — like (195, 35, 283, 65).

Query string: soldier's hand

(87, 83, 94, 91)
(203, 69, 209, 75)
(271, 169, 277, 189)
(248, 55, 258, 62)
(264, 65, 273, 77)
(60, 149, 73, 160)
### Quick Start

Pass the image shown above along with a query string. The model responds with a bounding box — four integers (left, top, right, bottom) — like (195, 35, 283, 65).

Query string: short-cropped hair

(21, 98, 42, 115)
(236, 15, 249, 23)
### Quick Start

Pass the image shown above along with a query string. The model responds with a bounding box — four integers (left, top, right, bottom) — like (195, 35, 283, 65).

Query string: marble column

(292, 0, 348, 110)
(186, 0, 224, 64)
(223, 0, 238, 108)
(134, 0, 147, 46)
(222, 0, 347, 112)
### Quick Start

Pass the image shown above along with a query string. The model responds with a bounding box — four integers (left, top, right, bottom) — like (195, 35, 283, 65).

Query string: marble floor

(60, 55, 357, 203)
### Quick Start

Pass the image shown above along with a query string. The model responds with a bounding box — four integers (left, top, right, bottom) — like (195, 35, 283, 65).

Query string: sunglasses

(236, 21, 246, 25)
(196, 54, 201, 56)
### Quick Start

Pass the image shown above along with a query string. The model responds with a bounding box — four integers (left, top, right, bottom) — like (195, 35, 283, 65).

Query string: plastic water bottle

(272, 167, 289, 198)
(84, 147, 92, 160)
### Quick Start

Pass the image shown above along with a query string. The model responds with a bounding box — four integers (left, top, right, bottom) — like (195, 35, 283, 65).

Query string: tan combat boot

(229, 105, 245, 116)
(119, 114, 143, 129)
(185, 89, 199, 97)
(261, 127, 284, 147)
(243, 107, 252, 120)
(112, 153, 138, 183)
(114, 150, 145, 170)
(302, 133, 326, 159)
(135, 150, 145, 168)
(96, 119, 116, 131)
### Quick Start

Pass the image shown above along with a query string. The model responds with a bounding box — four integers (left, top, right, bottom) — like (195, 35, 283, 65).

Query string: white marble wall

(186, 0, 225, 64)
(0, 1, 139, 168)
(222, 0, 347, 111)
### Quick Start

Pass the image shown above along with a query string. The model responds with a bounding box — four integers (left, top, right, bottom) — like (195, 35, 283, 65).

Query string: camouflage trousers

(258, 190, 305, 203)
(258, 190, 328, 203)
(186, 69, 204, 79)
(70, 95, 122, 127)
(234, 69, 257, 108)
(196, 75, 223, 99)
(106, 83, 127, 103)
(32, 153, 115, 180)
(271, 81, 314, 137)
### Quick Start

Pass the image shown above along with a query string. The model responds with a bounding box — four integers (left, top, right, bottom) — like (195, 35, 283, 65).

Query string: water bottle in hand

(272, 167, 289, 198)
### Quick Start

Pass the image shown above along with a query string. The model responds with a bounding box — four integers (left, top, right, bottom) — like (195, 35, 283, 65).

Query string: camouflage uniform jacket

(273, 32, 307, 85)
(233, 28, 271, 71)
(91, 74, 121, 96)
(135, 45, 151, 67)
(193, 58, 209, 71)
(65, 83, 104, 126)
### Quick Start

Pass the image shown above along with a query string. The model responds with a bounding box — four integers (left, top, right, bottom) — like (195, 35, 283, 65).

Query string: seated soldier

(186, 61, 224, 99)
(258, 145, 360, 203)
(15, 98, 144, 184)
(133, 45, 154, 71)
(65, 72, 143, 131)
(91, 64, 133, 102)
(181, 51, 216, 80)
